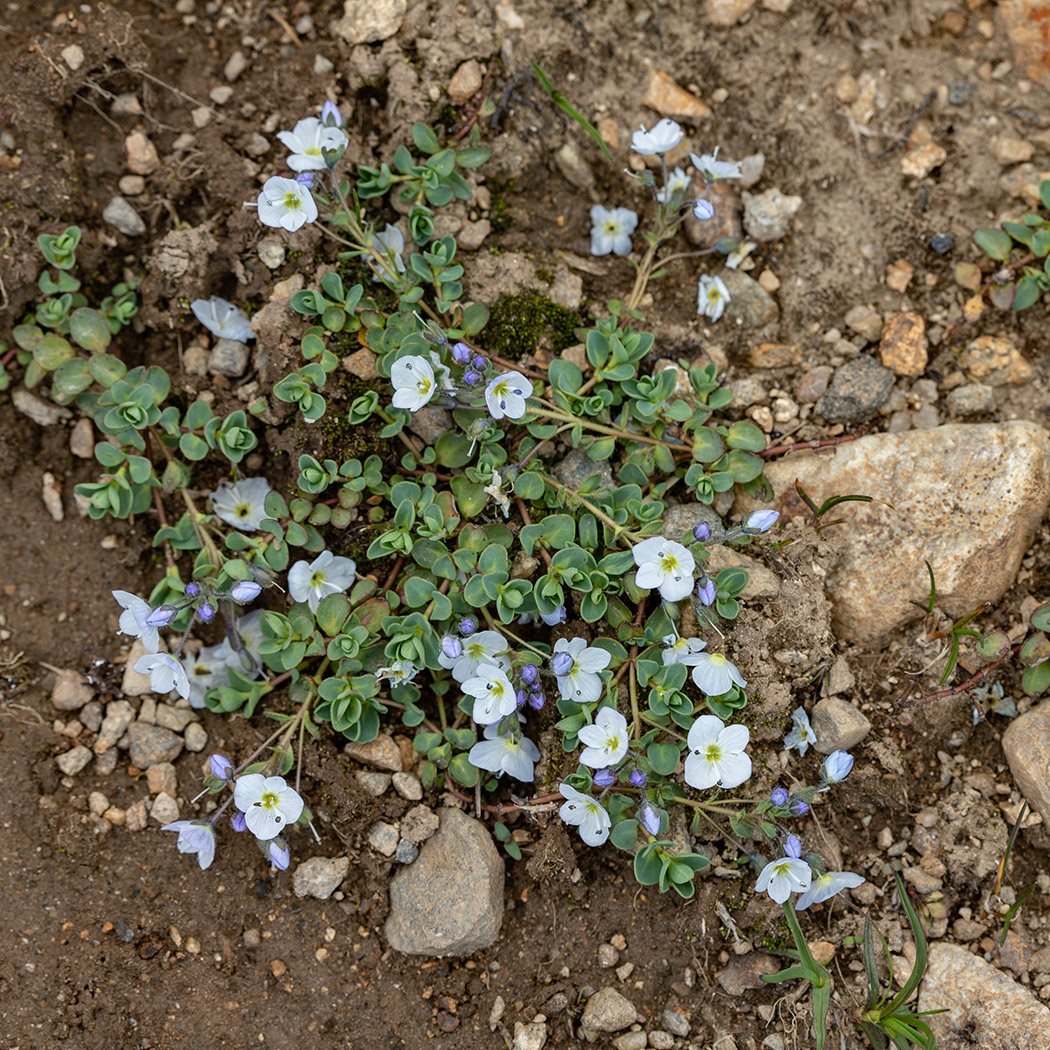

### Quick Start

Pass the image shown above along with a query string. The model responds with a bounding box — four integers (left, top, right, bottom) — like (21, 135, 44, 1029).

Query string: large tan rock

(737, 423, 1050, 644)
(1002, 704, 1050, 825)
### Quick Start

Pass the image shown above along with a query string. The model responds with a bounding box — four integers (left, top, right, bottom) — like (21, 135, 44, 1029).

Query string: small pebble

(209, 85, 234, 105)
(243, 928, 261, 948)
(224, 50, 248, 81)
(184, 722, 208, 752)
(270, 958, 287, 977)
(368, 821, 399, 857)
(392, 771, 423, 801)
(62, 44, 85, 71)
(930, 233, 954, 254)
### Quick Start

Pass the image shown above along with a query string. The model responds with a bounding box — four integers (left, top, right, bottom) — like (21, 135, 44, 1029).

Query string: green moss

(534, 267, 555, 283)
(488, 177, 516, 234)
(485, 290, 585, 360)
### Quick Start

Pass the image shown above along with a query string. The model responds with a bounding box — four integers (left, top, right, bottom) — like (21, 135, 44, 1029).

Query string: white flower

(469, 724, 541, 782)
(210, 477, 272, 531)
(462, 663, 518, 725)
(661, 633, 708, 667)
(657, 166, 691, 204)
(698, 273, 730, 322)
(161, 820, 216, 870)
(795, 870, 866, 910)
(287, 550, 357, 613)
(684, 714, 751, 790)
(257, 176, 318, 232)
(631, 118, 684, 155)
(725, 240, 756, 270)
(375, 661, 419, 685)
(439, 630, 509, 683)
(559, 783, 611, 846)
(390, 355, 437, 413)
(369, 223, 406, 277)
(429, 350, 454, 390)
(134, 652, 191, 701)
(485, 371, 533, 420)
(233, 773, 305, 840)
(484, 471, 512, 518)
(691, 148, 741, 181)
(113, 590, 161, 653)
(553, 637, 611, 704)
(590, 205, 638, 257)
(755, 855, 812, 904)
(577, 707, 629, 768)
(185, 642, 234, 709)
(690, 652, 747, 696)
(784, 705, 816, 757)
(632, 536, 696, 602)
(276, 116, 348, 171)
(191, 297, 255, 343)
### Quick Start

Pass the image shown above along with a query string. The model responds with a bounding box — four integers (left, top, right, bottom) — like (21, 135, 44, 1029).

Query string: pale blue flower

(745, 509, 780, 534)
(795, 870, 866, 910)
(590, 205, 638, 257)
(191, 296, 256, 343)
(162, 820, 216, 870)
(784, 706, 816, 757)
(822, 750, 854, 785)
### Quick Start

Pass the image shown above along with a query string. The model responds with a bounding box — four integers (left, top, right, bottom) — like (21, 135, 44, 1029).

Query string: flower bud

(145, 605, 177, 628)
(629, 769, 647, 787)
(770, 787, 788, 807)
(231, 810, 248, 833)
(197, 601, 216, 623)
(551, 651, 575, 677)
(320, 100, 343, 127)
(516, 688, 527, 707)
(462, 369, 481, 386)
(441, 636, 463, 660)
(185, 582, 201, 598)
(696, 578, 717, 606)
(693, 521, 712, 542)
(789, 799, 809, 817)
(472, 355, 488, 372)
(744, 509, 780, 534)
(593, 768, 616, 788)
(459, 617, 477, 636)
(451, 341, 472, 365)
(528, 690, 544, 711)
(230, 580, 262, 604)
(295, 171, 315, 186)
(268, 839, 290, 871)
(540, 606, 567, 626)
(693, 199, 715, 221)
(210, 754, 233, 780)
(520, 664, 539, 685)
(639, 801, 661, 836)
(822, 750, 854, 785)
(785, 834, 803, 859)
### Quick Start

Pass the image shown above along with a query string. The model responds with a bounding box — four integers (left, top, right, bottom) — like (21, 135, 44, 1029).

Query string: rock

(333, 0, 406, 43)
(706, 545, 780, 598)
(886, 259, 915, 292)
(685, 179, 742, 249)
(95, 700, 135, 754)
(994, 136, 1034, 165)
(70, 417, 95, 459)
(400, 803, 441, 844)
(128, 723, 184, 768)
(728, 377, 767, 408)
(826, 655, 855, 696)
(748, 343, 800, 369)
(61, 44, 85, 71)
(224, 50, 248, 81)
(368, 821, 399, 857)
(1000, 0, 1050, 92)
(41, 472, 63, 522)
(56, 745, 93, 776)
(661, 1008, 691, 1037)
(580, 987, 638, 1032)
(183, 722, 207, 752)
(111, 93, 143, 116)
(919, 943, 1050, 1048)
(642, 71, 712, 119)
(816, 356, 894, 422)
(384, 808, 504, 956)
(901, 143, 946, 179)
(257, 238, 285, 270)
(720, 270, 778, 327)
(448, 59, 483, 105)
(103, 806, 126, 826)
(125, 131, 160, 175)
(612, 1034, 646, 1050)
(146, 761, 177, 797)
(51, 669, 94, 711)
(795, 366, 833, 404)
(844, 304, 883, 342)
(392, 772, 423, 801)
(313, 54, 334, 75)
(513, 1021, 548, 1050)
(648, 1033, 675, 1050)
(155, 703, 197, 733)
(102, 197, 146, 236)
(1002, 706, 1050, 825)
(930, 233, 954, 254)
(946, 384, 994, 416)
(292, 855, 350, 899)
(662, 502, 722, 543)
(121, 640, 157, 696)
(12, 388, 71, 428)
(394, 839, 419, 864)
(406, 404, 452, 446)
(209, 85, 234, 105)
(343, 348, 378, 381)
(958, 335, 1033, 387)
(554, 447, 615, 493)
(245, 132, 270, 157)
(737, 422, 1050, 644)
(879, 312, 928, 377)
(738, 152, 765, 188)
(150, 792, 179, 825)
(705, 0, 757, 23)
(356, 770, 391, 796)
(458, 219, 491, 251)
(554, 140, 595, 192)
(742, 187, 801, 242)
(810, 697, 871, 752)
(598, 943, 620, 968)
(718, 953, 777, 994)
(79, 701, 103, 733)
(999, 163, 1050, 207)
(125, 798, 150, 831)
(346, 734, 403, 771)
(549, 269, 583, 310)
(208, 338, 251, 377)
(95, 750, 118, 776)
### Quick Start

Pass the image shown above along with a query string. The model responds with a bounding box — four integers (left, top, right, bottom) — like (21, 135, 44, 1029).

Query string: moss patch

(484, 290, 585, 360)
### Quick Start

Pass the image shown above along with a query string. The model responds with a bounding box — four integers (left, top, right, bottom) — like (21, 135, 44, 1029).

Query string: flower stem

(529, 401, 687, 449)
(541, 475, 645, 547)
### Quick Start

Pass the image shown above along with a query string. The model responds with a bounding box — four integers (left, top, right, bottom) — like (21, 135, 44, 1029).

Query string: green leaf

(647, 740, 681, 776)
(514, 471, 545, 499)
(411, 123, 441, 155)
(693, 427, 725, 463)
(973, 228, 1012, 262)
(88, 353, 127, 387)
(726, 420, 767, 452)
(69, 308, 112, 352)
(179, 432, 209, 460)
(1022, 660, 1050, 696)
(610, 819, 639, 850)
(1013, 275, 1042, 311)
(532, 64, 612, 161)
(52, 357, 92, 399)
(33, 334, 75, 370)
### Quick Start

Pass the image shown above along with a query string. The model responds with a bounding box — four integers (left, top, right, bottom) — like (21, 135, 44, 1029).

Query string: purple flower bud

(460, 617, 477, 636)
(790, 799, 809, 817)
(693, 521, 712, 542)
(639, 801, 661, 836)
(770, 787, 788, 807)
(210, 754, 233, 780)
(693, 199, 715, 221)
(520, 664, 539, 685)
(629, 769, 647, 787)
(528, 690, 544, 711)
(593, 768, 616, 788)
(145, 605, 177, 628)
(185, 582, 201, 598)
(197, 601, 216, 623)
(441, 636, 463, 660)
(451, 342, 472, 365)
(516, 688, 527, 707)
(471, 355, 487, 371)
(230, 580, 262, 604)
(295, 171, 315, 187)
(231, 810, 248, 833)
(551, 651, 575, 677)
(697, 578, 717, 606)
(268, 839, 290, 871)
(462, 369, 481, 386)
(744, 509, 780, 534)
(785, 834, 803, 859)
(540, 606, 567, 626)
(822, 750, 854, 785)
(321, 100, 343, 127)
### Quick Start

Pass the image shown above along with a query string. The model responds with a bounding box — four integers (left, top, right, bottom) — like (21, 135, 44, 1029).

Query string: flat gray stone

(392, 771, 423, 800)
(183, 722, 207, 752)
(743, 186, 801, 242)
(406, 405, 452, 446)
(579, 987, 637, 1033)
(721, 269, 778, 327)
(56, 745, 93, 776)
(811, 697, 871, 753)
(127, 722, 184, 768)
(208, 338, 251, 377)
(150, 792, 179, 825)
(553, 447, 615, 494)
(333, 0, 406, 43)
(95, 700, 135, 754)
(293, 855, 350, 899)
(385, 808, 504, 956)
(661, 502, 723, 544)
(51, 669, 94, 711)
(1002, 705, 1050, 826)
(345, 734, 402, 772)
(817, 356, 894, 422)
(356, 771, 391, 796)
(368, 821, 399, 857)
(102, 196, 146, 236)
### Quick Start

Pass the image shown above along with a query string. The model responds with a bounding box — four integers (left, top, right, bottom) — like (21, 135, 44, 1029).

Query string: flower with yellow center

(233, 773, 304, 840)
